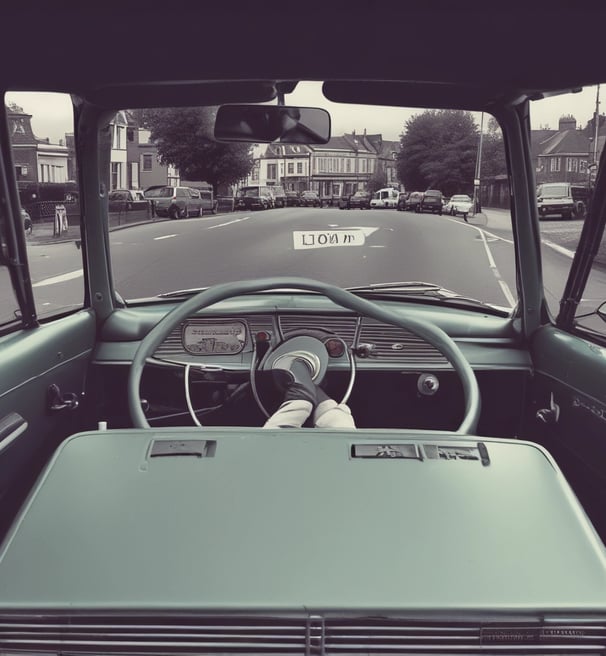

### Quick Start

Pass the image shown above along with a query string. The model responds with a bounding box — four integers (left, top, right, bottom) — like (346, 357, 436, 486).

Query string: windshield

(107, 87, 514, 310)
(538, 184, 569, 197)
(6, 82, 517, 314)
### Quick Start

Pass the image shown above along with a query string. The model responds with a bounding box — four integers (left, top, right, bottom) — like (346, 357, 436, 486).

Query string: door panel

(0, 310, 95, 536)
(529, 325, 606, 543)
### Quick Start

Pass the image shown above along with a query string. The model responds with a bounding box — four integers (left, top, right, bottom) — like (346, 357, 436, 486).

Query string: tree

(396, 110, 478, 196)
(134, 107, 254, 194)
(481, 116, 507, 179)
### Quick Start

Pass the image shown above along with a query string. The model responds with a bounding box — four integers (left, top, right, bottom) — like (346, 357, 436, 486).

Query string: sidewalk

(27, 214, 196, 246)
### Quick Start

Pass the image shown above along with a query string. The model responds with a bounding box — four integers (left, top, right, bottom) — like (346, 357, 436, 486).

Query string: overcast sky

(4, 82, 603, 144)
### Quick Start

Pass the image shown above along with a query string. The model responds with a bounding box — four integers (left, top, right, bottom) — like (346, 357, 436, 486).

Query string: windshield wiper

(345, 281, 511, 312)
(346, 281, 444, 293)
(157, 287, 210, 298)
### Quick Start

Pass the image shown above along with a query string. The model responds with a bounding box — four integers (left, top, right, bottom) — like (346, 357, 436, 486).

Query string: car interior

(0, 2, 605, 648)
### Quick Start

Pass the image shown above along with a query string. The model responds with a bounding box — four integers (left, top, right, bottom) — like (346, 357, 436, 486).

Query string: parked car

(396, 191, 408, 210)
(370, 187, 400, 208)
(235, 186, 272, 211)
(399, 190, 423, 211)
(444, 194, 473, 219)
(184, 185, 218, 215)
(285, 191, 300, 207)
(299, 190, 322, 207)
(536, 182, 589, 220)
(108, 189, 149, 213)
(269, 186, 287, 208)
(344, 190, 371, 209)
(153, 186, 203, 219)
(418, 189, 444, 214)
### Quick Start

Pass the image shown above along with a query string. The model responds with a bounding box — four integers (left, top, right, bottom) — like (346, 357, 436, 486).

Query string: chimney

(352, 129, 355, 135)
(363, 128, 366, 135)
(558, 115, 577, 131)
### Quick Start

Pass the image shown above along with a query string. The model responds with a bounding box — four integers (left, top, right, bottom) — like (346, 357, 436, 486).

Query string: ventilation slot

(358, 319, 448, 365)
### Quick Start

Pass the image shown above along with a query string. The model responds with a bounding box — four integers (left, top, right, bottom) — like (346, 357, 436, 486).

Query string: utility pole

(472, 112, 485, 214)
(593, 84, 600, 166)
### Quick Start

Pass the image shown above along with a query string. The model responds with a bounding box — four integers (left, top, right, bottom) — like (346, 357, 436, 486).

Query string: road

(13, 206, 606, 333)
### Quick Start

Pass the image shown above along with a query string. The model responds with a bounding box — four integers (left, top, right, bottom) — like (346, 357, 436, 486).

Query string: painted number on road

(293, 228, 375, 250)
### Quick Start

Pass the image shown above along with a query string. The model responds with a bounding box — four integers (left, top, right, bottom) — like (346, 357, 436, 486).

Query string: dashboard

(95, 295, 532, 372)
(91, 296, 533, 435)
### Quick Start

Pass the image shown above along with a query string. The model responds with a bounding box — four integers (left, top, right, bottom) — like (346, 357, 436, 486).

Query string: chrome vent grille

(323, 619, 606, 653)
(153, 315, 275, 359)
(0, 615, 308, 653)
(0, 616, 604, 654)
(279, 314, 358, 344)
(358, 319, 449, 365)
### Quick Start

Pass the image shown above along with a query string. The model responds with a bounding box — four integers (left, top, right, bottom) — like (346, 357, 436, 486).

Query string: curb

(27, 212, 228, 246)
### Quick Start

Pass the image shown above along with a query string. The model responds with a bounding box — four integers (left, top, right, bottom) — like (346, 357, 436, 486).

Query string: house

(256, 129, 397, 200)
(534, 116, 590, 184)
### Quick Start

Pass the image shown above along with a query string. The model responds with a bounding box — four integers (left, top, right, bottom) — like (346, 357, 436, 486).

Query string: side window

(0, 203, 21, 328)
(531, 85, 605, 334)
(190, 189, 200, 198)
(176, 188, 187, 197)
(4, 91, 83, 322)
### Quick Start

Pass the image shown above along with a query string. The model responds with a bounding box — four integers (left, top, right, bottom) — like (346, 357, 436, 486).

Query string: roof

(538, 130, 590, 156)
(2, 3, 606, 110)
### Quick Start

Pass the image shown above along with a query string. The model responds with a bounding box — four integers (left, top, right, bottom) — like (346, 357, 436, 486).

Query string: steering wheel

(128, 277, 481, 433)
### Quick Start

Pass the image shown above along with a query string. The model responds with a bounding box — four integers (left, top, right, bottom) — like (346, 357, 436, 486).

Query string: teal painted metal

(0, 429, 605, 611)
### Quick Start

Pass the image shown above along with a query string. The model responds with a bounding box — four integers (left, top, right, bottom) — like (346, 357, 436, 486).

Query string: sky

(4, 83, 603, 144)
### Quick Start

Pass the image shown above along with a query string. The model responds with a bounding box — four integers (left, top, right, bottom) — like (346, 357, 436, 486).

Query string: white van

(370, 187, 400, 208)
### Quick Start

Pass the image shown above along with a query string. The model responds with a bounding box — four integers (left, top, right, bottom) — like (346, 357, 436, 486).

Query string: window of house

(111, 162, 119, 189)
(296, 161, 302, 174)
(127, 128, 134, 142)
(142, 154, 153, 171)
(580, 160, 588, 172)
(346, 158, 351, 172)
(550, 157, 560, 172)
(267, 164, 276, 179)
(114, 125, 124, 150)
(287, 162, 294, 174)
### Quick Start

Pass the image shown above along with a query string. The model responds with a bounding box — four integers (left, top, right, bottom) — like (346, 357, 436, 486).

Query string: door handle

(47, 384, 79, 412)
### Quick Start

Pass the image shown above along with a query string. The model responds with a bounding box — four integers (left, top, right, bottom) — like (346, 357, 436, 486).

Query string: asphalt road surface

(9, 206, 606, 334)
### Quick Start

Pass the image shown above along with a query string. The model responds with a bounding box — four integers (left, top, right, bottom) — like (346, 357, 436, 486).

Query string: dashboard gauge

(182, 321, 246, 355)
(324, 337, 346, 358)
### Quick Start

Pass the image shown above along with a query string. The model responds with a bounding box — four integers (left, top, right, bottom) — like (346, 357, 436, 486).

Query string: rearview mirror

(214, 104, 331, 144)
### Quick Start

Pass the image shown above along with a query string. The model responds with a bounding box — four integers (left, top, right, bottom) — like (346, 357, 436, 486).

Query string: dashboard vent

(323, 619, 606, 653)
(358, 318, 448, 365)
(0, 615, 308, 653)
(1, 616, 603, 655)
(279, 314, 358, 344)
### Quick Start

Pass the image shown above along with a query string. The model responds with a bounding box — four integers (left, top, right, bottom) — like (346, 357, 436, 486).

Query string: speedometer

(182, 321, 246, 355)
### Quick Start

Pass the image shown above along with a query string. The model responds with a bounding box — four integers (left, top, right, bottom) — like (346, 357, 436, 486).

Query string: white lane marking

(478, 228, 516, 308)
(328, 224, 339, 228)
(293, 227, 379, 250)
(541, 238, 575, 259)
(32, 269, 83, 287)
(153, 234, 177, 241)
(444, 216, 515, 308)
(207, 216, 250, 230)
